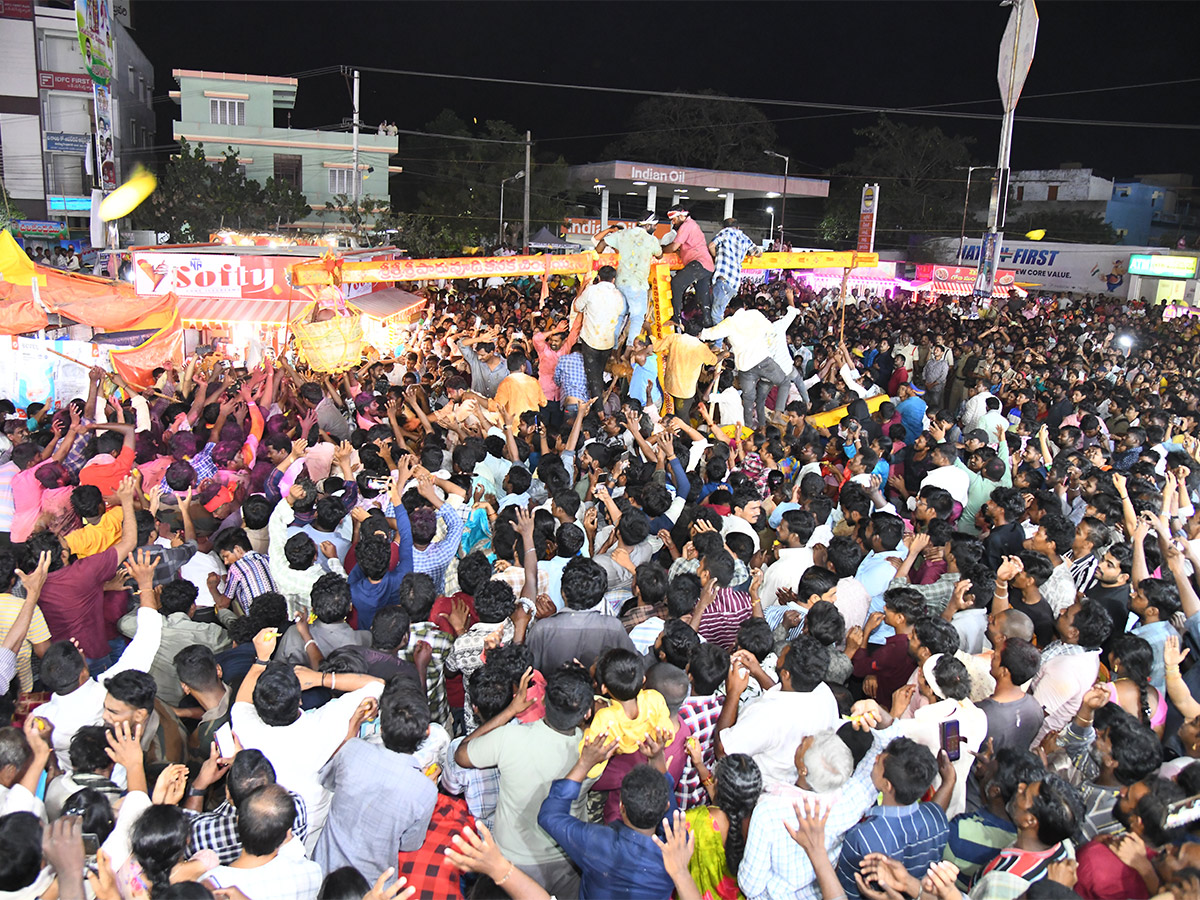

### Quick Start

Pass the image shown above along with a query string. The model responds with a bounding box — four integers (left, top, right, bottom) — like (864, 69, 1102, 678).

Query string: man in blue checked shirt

(708, 218, 762, 328)
(833, 700, 954, 898)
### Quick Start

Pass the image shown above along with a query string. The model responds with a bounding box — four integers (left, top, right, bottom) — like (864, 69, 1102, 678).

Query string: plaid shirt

(398, 621, 454, 731)
(554, 352, 589, 403)
(62, 419, 93, 475)
(159, 442, 218, 491)
(441, 735, 500, 830)
(225, 552, 277, 615)
(712, 226, 757, 290)
(395, 793, 472, 900)
(889, 572, 961, 616)
(676, 693, 723, 809)
(1058, 718, 1122, 841)
(413, 505, 464, 595)
(621, 601, 668, 633)
(669, 556, 751, 586)
(187, 791, 309, 865)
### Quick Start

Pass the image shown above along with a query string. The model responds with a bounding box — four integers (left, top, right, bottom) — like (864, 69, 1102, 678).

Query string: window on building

(1014, 186, 1024, 201)
(328, 167, 361, 196)
(274, 154, 302, 190)
(130, 119, 137, 146)
(209, 99, 245, 126)
(138, 75, 145, 103)
(1046, 185, 1059, 201)
(128, 66, 135, 93)
(1116, 228, 1128, 238)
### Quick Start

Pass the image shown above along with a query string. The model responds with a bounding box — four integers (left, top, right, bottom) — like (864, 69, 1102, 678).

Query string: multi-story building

(1107, 175, 1198, 248)
(1007, 165, 1114, 216)
(0, 0, 154, 231)
(169, 70, 400, 228)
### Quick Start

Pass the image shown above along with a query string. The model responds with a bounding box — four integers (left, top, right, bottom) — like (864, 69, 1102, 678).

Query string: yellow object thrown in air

(99, 166, 157, 221)
(1025, 229, 1046, 241)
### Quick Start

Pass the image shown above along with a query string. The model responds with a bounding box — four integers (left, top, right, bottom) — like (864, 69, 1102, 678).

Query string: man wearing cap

(707, 219, 761, 328)
(595, 215, 663, 349)
(662, 206, 714, 324)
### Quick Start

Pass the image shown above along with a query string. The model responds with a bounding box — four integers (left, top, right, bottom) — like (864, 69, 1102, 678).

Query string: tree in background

(817, 117, 975, 250)
(391, 111, 570, 249)
(0, 180, 24, 232)
(1006, 209, 1119, 244)
(603, 93, 780, 172)
(134, 140, 310, 241)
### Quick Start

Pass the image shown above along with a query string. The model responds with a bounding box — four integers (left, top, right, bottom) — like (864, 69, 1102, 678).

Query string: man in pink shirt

(532, 318, 578, 427)
(663, 206, 714, 325)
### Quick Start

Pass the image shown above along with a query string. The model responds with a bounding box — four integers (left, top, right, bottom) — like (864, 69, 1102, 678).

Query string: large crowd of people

(1, 208, 1200, 900)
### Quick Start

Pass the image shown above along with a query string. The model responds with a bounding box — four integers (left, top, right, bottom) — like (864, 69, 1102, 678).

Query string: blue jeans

(615, 283, 649, 347)
(712, 277, 738, 325)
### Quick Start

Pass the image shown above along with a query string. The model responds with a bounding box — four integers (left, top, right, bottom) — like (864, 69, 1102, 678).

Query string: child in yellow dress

(581, 647, 676, 776)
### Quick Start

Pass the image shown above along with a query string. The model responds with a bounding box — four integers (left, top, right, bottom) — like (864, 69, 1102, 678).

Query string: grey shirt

(526, 607, 636, 673)
(314, 739, 437, 882)
(276, 620, 371, 666)
(976, 693, 1044, 753)
(315, 398, 351, 441)
(458, 344, 509, 398)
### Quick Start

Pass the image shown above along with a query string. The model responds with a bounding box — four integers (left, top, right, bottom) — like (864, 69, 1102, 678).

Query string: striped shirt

(695, 587, 754, 650)
(942, 808, 1017, 889)
(837, 800, 949, 898)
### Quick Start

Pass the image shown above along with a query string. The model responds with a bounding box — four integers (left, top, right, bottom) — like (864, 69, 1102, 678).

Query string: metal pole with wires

(522, 131, 531, 254)
(351, 69, 361, 219)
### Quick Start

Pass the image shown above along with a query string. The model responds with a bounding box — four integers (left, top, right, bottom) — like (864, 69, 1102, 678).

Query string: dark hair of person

(666, 572, 701, 618)
(687, 642, 730, 696)
(932, 655, 970, 701)
(251, 661, 302, 727)
(105, 670, 157, 713)
(805, 601, 845, 647)
(659, 618, 700, 670)
(131, 804, 190, 897)
(40, 641, 86, 694)
(0, 812, 44, 891)
(318, 868, 371, 900)
(1109, 634, 1156, 725)
(715, 754, 762, 876)
(542, 665, 594, 732)
(560, 557, 608, 610)
(311, 572, 353, 623)
(370, 605, 411, 652)
(882, 737, 938, 804)
(999, 638, 1041, 685)
(619, 764, 672, 829)
(736, 618, 774, 663)
(1028, 773, 1084, 846)
(397, 572, 437, 621)
(475, 580, 516, 624)
(597, 648, 644, 702)
(781, 634, 830, 693)
(379, 677, 431, 754)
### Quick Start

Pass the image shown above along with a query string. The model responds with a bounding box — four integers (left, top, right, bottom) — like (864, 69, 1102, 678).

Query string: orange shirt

(492, 372, 547, 419)
(79, 445, 134, 496)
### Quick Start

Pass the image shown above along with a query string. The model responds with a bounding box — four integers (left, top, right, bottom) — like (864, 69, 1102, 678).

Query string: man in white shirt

(202, 783, 322, 900)
(716, 634, 840, 786)
(700, 298, 790, 430)
(230, 629, 386, 849)
(722, 487, 765, 553)
(760, 509, 817, 607)
(35, 596, 164, 772)
(960, 379, 994, 434)
(572, 265, 624, 401)
(919, 442, 971, 511)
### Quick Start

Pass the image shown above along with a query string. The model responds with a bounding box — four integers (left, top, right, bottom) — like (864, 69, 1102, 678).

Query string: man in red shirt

(663, 206, 714, 325)
(78, 420, 135, 498)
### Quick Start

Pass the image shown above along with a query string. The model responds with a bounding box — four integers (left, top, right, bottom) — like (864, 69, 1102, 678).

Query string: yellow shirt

(492, 372, 547, 419)
(0, 595, 52, 691)
(581, 689, 676, 777)
(653, 332, 717, 400)
(64, 506, 124, 558)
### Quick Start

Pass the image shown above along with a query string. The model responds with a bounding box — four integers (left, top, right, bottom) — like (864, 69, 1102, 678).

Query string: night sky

(132, 1, 1200, 181)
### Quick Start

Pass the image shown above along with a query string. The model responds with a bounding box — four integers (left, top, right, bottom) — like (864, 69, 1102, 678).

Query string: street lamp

(764, 150, 790, 244)
(765, 206, 775, 245)
(499, 170, 524, 246)
(957, 165, 992, 265)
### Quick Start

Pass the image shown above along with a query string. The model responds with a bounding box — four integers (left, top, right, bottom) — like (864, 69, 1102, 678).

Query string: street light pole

(765, 150, 790, 245)
(499, 171, 524, 247)
(766, 206, 775, 243)
(957, 166, 990, 265)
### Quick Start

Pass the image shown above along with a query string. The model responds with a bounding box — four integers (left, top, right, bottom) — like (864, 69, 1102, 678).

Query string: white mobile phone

(214, 722, 236, 758)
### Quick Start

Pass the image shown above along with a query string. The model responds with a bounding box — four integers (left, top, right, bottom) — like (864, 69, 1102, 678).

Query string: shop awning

(177, 296, 297, 325)
(347, 287, 426, 320)
(913, 280, 1025, 299)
